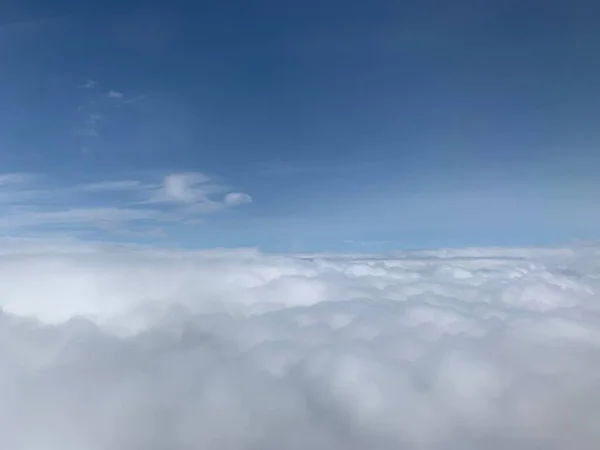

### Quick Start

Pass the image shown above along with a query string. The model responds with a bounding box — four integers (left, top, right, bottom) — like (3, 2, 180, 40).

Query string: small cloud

(81, 180, 143, 192)
(85, 112, 103, 126)
(81, 79, 96, 89)
(123, 95, 147, 104)
(155, 173, 212, 204)
(108, 90, 124, 98)
(147, 173, 252, 213)
(224, 192, 252, 206)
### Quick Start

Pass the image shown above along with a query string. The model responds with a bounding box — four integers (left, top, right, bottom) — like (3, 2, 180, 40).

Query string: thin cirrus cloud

(81, 180, 144, 192)
(80, 79, 96, 89)
(0, 171, 252, 237)
(74, 79, 141, 151)
(0, 173, 38, 185)
(0, 173, 47, 204)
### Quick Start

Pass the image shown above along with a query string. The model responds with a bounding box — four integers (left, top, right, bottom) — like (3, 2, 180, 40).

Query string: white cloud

(0, 241, 599, 449)
(123, 94, 147, 104)
(108, 89, 124, 98)
(80, 180, 143, 192)
(160, 172, 212, 203)
(146, 172, 251, 213)
(225, 192, 253, 206)
(0, 172, 251, 237)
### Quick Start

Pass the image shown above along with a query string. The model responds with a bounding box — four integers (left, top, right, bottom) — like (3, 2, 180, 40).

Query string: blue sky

(1, 0, 600, 251)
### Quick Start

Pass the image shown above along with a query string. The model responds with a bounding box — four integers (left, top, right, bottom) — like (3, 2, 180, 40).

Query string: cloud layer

(0, 241, 599, 449)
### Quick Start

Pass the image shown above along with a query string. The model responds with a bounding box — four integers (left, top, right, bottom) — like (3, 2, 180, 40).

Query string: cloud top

(0, 241, 599, 449)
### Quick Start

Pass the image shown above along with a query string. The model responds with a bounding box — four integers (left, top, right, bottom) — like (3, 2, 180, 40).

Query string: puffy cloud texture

(1, 241, 600, 449)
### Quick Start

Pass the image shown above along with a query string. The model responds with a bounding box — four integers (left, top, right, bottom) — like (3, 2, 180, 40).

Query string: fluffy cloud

(147, 172, 250, 213)
(0, 241, 599, 449)
(0, 173, 37, 185)
(158, 172, 213, 203)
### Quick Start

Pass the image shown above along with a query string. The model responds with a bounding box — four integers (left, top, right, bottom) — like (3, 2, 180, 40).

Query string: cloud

(146, 172, 249, 213)
(73, 79, 145, 152)
(81, 79, 96, 89)
(0, 241, 599, 449)
(0, 173, 37, 185)
(0, 173, 46, 204)
(0, 171, 251, 238)
(123, 94, 147, 104)
(225, 192, 253, 206)
(159, 172, 212, 203)
(76, 106, 102, 139)
(85, 112, 103, 125)
(80, 180, 143, 192)
(0, 207, 159, 228)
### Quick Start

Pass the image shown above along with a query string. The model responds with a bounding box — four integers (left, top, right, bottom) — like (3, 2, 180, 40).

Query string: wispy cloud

(0, 173, 46, 204)
(123, 94, 147, 104)
(0, 171, 251, 238)
(85, 112, 103, 126)
(224, 192, 253, 206)
(81, 79, 96, 89)
(76, 100, 102, 140)
(74, 79, 145, 153)
(0, 173, 37, 185)
(0, 207, 159, 228)
(80, 180, 143, 192)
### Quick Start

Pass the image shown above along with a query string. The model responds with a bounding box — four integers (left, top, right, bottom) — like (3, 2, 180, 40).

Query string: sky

(1, 0, 600, 251)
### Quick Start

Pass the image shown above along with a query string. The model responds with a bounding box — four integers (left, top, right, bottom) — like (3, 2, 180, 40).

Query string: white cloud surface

(0, 241, 599, 449)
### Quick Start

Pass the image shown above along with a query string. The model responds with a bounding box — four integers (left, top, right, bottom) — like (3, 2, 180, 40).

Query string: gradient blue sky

(1, 0, 599, 251)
